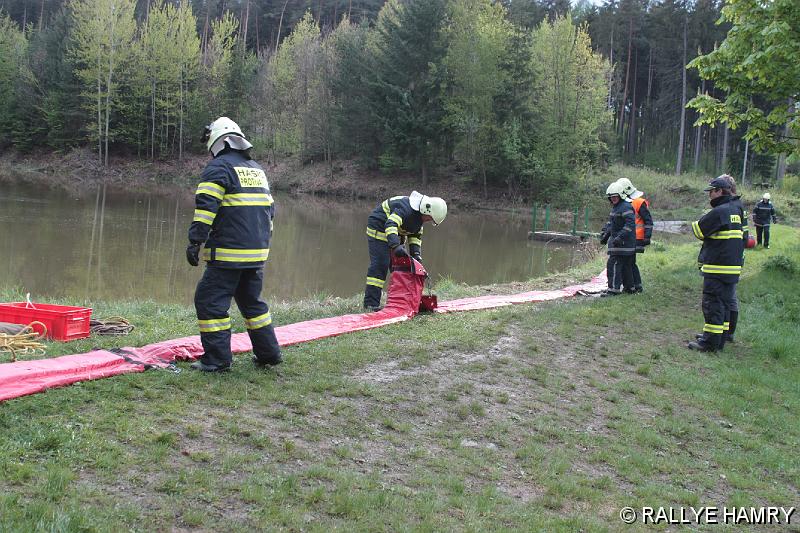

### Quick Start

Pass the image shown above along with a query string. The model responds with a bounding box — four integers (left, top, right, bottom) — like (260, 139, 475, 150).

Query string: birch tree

(529, 15, 611, 190)
(69, 0, 136, 165)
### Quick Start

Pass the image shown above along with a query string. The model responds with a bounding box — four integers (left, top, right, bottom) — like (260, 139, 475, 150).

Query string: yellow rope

(0, 322, 47, 362)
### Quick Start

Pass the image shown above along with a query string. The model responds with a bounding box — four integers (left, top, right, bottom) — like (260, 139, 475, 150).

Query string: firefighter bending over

(363, 192, 447, 311)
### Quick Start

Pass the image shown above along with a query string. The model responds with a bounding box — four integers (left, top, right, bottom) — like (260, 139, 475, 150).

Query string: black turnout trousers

(194, 266, 281, 367)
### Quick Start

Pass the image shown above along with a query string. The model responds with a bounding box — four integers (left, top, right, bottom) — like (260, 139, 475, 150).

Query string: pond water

(0, 181, 584, 305)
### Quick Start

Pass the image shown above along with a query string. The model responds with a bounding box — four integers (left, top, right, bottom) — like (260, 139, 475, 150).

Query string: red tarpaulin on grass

(0, 263, 605, 402)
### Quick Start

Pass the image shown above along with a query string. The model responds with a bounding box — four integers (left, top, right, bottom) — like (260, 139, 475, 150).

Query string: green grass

(1, 227, 799, 531)
(585, 163, 800, 224)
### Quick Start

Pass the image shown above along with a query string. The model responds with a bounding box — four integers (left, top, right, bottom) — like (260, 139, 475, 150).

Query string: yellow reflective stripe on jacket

(366, 276, 385, 288)
(220, 193, 274, 207)
(198, 317, 231, 332)
(244, 312, 272, 330)
(700, 264, 742, 275)
(366, 227, 388, 241)
(382, 200, 391, 217)
(202, 248, 270, 262)
(703, 323, 725, 333)
(388, 213, 403, 226)
(385, 226, 399, 235)
(723, 321, 730, 331)
(196, 182, 225, 200)
(408, 237, 422, 246)
(193, 209, 216, 225)
(708, 230, 743, 240)
(691, 221, 704, 240)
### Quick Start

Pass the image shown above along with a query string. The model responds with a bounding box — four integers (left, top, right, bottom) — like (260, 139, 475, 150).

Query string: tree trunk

(151, 81, 156, 159)
(617, 17, 633, 136)
(202, 10, 209, 66)
(693, 79, 705, 169)
(276, 0, 290, 51)
(97, 77, 102, 163)
(627, 49, 638, 155)
(675, 15, 687, 175)
(775, 97, 793, 187)
(741, 137, 749, 185)
(179, 70, 184, 161)
(721, 122, 729, 171)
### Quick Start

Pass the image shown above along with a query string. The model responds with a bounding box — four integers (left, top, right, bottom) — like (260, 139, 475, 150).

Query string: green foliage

(69, 0, 137, 165)
(131, 0, 201, 159)
(0, 12, 29, 148)
(30, 8, 85, 150)
(444, 0, 516, 194)
(372, 0, 450, 181)
(328, 18, 381, 164)
(762, 255, 797, 276)
(261, 12, 325, 160)
(688, 0, 800, 156)
(528, 15, 611, 193)
(782, 174, 800, 195)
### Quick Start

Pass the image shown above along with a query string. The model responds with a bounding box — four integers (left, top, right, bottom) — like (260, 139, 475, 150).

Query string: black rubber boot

(190, 360, 231, 372)
(687, 333, 721, 352)
(726, 311, 738, 344)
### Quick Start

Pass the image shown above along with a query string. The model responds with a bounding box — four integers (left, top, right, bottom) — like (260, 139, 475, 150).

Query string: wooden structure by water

(527, 204, 599, 243)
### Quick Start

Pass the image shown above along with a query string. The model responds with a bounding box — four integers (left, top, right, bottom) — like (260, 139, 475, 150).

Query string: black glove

(186, 242, 201, 266)
(599, 232, 610, 245)
(393, 246, 409, 258)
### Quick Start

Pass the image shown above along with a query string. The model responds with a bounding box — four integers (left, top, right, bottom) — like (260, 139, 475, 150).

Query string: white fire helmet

(202, 117, 252, 153)
(419, 196, 447, 225)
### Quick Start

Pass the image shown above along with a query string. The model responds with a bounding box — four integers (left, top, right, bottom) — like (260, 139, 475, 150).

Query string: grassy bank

(1, 226, 798, 531)
(586, 164, 800, 224)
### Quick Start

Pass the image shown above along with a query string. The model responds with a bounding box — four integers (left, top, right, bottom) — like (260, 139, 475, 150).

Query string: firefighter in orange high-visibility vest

(616, 178, 653, 293)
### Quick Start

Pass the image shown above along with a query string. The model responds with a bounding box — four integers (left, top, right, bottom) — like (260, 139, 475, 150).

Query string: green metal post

(544, 204, 551, 231)
(571, 207, 578, 235)
(584, 206, 590, 232)
(531, 204, 537, 234)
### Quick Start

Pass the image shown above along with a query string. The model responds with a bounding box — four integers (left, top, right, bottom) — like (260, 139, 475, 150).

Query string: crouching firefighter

(186, 117, 282, 371)
(687, 176, 745, 353)
(363, 192, 447, 311)
(599, 181, 636, 296)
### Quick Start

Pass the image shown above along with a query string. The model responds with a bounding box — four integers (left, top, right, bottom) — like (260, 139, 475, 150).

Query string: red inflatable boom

(0, 263, 604, 402)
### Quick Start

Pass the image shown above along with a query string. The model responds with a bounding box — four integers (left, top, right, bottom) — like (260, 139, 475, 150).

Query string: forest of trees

(0, 0, 796, 196)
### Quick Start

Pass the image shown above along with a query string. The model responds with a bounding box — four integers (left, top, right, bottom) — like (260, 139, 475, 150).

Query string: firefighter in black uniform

(752, 192, 778, 248)
(186, 117, 282, 371)
(364, 192, 447, 311)
(616, 178, 653, 293)
(599, 181, 636, 296)
(687, 176, 745, 353)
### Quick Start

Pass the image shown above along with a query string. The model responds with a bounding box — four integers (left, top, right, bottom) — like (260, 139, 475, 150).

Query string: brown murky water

(0, 181, 582, 304)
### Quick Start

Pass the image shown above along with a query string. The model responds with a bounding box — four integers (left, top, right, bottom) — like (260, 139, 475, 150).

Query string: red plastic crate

(0, 302, 92, 341)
